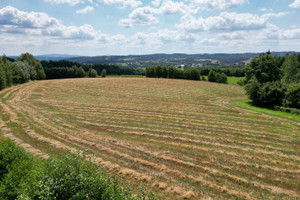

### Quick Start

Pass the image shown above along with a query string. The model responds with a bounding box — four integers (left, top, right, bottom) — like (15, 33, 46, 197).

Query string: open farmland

(0, 78, 299, 200)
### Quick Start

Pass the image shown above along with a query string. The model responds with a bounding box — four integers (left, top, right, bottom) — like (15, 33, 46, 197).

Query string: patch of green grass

(227, 77, 244, 85)
(202, 76, 244, 85)
(232, 100, 300, 121)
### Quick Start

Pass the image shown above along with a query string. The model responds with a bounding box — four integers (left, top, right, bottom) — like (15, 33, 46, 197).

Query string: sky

(0, 0, 300, 56)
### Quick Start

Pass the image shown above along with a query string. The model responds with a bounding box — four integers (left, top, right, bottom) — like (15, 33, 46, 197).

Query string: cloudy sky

(0, 0, 300, 56)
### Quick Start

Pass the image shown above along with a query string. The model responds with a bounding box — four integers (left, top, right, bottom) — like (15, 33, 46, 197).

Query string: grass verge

(232, 99, 300, 121)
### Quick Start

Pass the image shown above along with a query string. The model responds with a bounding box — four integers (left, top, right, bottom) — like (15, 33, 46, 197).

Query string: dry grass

(0, 78, 299, 200)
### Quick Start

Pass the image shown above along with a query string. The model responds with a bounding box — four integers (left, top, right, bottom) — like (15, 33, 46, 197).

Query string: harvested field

(0, 78, 299, 200)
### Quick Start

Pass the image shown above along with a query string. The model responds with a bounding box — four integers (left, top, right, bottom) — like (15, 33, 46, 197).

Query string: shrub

(100, 69, 107, 77)
(283, 82, 300, 109)
(88, 68, 98, 77)
(208, 70, 216, 82)
(0, 138, 34, 199)
(0, 139, 159, 200)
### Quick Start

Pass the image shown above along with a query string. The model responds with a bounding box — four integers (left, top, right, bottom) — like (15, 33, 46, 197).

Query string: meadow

(0, 78, 299, 199)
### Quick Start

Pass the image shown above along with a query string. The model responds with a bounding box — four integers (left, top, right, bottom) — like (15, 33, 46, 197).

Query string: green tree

(0, 55, 13, 87)
(281, 54, 299, 85)
(283, 82, 300, 109)
(245, 52, 282, 84)
(0, 60, 7, 90)
(145, 66, 155, 77)
(162, 66, 168, 78)
(100, 69, 107, 77)
(245, 76, 261, 105)
(155, 65, 162, 78)
(75, 67, 86, 78)
(218, 73, 228, 84)
(87, 68, 98, 77)
(17, 53, 46, 80)
(190, 68, 200, 81)
(11, 61, 30, 84)
(208, 70, 216, 82)
(167, 66, 176, 78)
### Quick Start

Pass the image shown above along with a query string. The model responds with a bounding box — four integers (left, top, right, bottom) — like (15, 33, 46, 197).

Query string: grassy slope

(232, 100, 300, 121)
(0, 78, 299, 200)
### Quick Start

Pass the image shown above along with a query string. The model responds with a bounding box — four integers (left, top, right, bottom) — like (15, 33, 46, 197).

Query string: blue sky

(0, 0, 300, 56)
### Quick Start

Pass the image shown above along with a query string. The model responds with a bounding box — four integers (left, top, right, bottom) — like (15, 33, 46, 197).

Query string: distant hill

(9, 52, 299, 67)
(10, 54, 79, 61)
(67, 52, 299, 67)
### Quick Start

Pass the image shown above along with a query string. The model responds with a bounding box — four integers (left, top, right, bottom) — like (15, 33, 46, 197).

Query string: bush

(0, 138, 34, 199)
(0, 138, 159, 200)
(283, 82, 300, 109)
(100, 69, 107, 77)
(246, 78, 286, 107)
(259, 81, 286, 107)
(88, 68, 98, 77)
(208, 70, 216, 82)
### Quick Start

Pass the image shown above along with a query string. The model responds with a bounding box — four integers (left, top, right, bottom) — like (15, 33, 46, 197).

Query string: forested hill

(67, 52, 300, 66)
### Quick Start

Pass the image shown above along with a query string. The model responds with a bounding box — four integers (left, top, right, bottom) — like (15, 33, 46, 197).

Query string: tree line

(41, 60, 144, 78)
(0, 53, 111, 91)
(0, 53, 46, 90)
(245, 52, 300, 110)
(145, 65, 228, 83)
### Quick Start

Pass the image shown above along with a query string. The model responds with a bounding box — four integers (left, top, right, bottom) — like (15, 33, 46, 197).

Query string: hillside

(67, 52, 300, 67)
(0, 78, 299, 199)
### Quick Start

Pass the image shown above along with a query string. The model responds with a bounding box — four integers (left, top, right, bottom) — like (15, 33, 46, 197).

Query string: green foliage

(208, 70, 228, 84)
(281, 54, 299, 85)
(100, 69, 107, 77)
(246, 78, 286, 107)
(87, 68, 98, 77)
(245, 52, 300, 110)
(259, 81, 286, 107)
(245, 76, 261, 105)
(283, 82, 300, 109)
(219, 73, 228, 84)
(72, 66, 86, 78)
(245, 52, 282, 84)
(0, 55, 13, 88)
(17, 53, 46, 80)
(0, 62, 6, 90)
(0, 138, 159, 200)
(11, 61, 30, 84)
(161, 66, 167, 78)
(0, 138, 34, 200)
(190, 68, 201, 80)
(208, 70, 216, 82)
(146, 65, 201, 81)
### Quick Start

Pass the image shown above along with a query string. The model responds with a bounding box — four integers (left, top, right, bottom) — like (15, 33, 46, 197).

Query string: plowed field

(0, 78, 299, 199)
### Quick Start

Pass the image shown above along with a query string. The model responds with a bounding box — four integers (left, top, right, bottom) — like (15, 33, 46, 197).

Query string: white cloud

(176, 12, 267, 32)
(191, 0, 248, 10)
(280, 28, 300, 39)
(119, 6, 158, 27)
(158, 0, 190, 15)
(151, 0, 162, 7)
(289, 0, 300, 8)
(118, 18, 132, 28)
(262, 12, 289, 20)
(0, 6, 60, 28)
(0, 6, 100, 40)
(100, 0, 142, 9)
(76, 6, 94, 14)
(218, 31, 246, 40)
(259, 8, 273, 12)
(44, 0, 82, 6)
